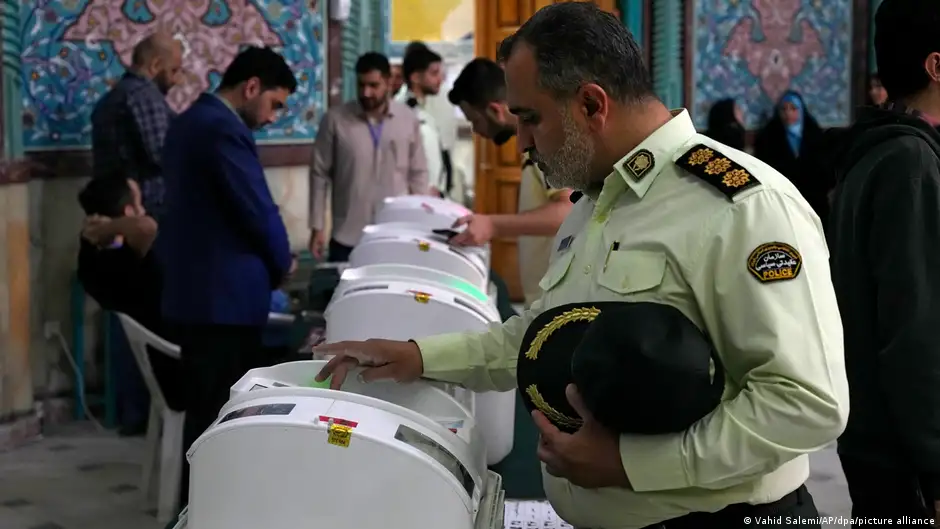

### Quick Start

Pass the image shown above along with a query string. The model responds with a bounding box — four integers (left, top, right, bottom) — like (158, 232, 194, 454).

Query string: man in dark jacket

(828, 0, 940, 520)
(160, 46, 297, 504)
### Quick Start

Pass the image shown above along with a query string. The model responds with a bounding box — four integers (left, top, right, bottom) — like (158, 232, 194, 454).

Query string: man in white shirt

(396, 44, 447, 195)
(447, 58, 572, 308)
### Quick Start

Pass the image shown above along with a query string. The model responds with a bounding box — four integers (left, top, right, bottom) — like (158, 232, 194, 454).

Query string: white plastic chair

(116, 313, 184, 523)
(118, 311, 297, 522)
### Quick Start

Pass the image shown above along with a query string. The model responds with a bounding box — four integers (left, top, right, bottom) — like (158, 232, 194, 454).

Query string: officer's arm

(619, 189, 848, 492)
(415, 298, 544, 392)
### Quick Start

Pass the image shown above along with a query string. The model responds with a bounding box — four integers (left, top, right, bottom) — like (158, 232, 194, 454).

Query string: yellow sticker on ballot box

(327, 423, 353, 447)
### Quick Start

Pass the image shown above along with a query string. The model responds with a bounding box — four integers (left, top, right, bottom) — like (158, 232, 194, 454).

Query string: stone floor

(0, 422, 851, 529)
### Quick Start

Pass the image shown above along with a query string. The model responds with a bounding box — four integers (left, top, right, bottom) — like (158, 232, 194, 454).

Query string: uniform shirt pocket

(597, 250, 666, 295)
(539, 250, 576, 293)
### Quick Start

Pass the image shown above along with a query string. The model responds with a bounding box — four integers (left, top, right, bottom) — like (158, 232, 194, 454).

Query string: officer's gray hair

(496, 2, 652, 104)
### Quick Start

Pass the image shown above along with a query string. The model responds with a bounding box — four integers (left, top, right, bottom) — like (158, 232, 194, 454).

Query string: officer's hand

(532, 384, 630, 489)
(309, 229, 326, 259)
(313, 339, 424, 390)
(449, 214, 495, 247)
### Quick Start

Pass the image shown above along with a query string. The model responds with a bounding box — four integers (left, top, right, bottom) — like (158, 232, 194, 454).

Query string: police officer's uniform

(414, 110, 848, 528)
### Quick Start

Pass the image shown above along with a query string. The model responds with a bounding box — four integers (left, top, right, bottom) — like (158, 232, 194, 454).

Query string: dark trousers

(841, 454, 933, 521)
(327, 239, 353, 263)
(441, 149, 453, 192)
(178, 323, 263, 506)
(488, 268, 518, 323)
(641, 485, 819, 529)
(111, 316, 150, 428)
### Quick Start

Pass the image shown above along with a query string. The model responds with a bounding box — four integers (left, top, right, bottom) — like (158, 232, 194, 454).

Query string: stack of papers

(504, 500, 573, 529)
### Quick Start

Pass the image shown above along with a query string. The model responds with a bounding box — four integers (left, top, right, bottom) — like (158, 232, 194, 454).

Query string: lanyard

(367, 120, 384, 149)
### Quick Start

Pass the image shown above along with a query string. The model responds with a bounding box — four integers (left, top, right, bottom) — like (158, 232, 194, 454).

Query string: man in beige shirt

(447, 58, 572, 307)
(308, 52, 428, 262)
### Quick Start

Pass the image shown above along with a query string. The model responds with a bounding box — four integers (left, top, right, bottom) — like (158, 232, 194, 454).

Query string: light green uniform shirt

(416, 110, 848, 529)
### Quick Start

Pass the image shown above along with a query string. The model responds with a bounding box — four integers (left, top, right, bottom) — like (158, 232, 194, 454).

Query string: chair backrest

(116, 313, 180, 410)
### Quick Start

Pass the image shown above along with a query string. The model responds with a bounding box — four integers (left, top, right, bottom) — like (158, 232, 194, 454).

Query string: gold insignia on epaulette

(675, 143, 761, 200)
(688, 147, 713, 166)
(722, 169, 750, 188)
(705, 157, 732, 175)
(525, 306, 600, 360)
(623, 149, 655, 182)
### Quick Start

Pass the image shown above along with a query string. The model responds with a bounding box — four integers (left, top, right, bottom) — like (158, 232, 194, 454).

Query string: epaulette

(675, 143, 760, 200)
(569, 191, 583, 204)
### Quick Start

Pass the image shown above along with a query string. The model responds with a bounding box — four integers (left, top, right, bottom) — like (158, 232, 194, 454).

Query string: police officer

(314, 4, 847, 528)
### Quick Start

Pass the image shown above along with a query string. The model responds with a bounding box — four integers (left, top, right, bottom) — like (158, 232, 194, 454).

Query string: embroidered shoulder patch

(676, 144, 760, 200)
(747, 242, 802, 283)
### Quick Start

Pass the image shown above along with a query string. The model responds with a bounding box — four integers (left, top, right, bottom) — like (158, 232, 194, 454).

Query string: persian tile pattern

(19, 0, 324, 149)
(691, 0, 853, 129)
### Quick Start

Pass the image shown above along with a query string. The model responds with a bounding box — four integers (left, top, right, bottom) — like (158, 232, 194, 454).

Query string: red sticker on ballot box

(319, 416, 358, 428)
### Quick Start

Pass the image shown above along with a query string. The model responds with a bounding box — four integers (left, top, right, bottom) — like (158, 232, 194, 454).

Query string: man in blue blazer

(160, 46, 297, 504)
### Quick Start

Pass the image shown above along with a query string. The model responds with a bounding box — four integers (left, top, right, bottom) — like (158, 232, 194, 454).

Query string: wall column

(869, 0, 882, 72)
(621, 0, 645, 50)
(341, 0, 387, 103)
(0, 0, 37, 447)
(651, 0, 683, 108)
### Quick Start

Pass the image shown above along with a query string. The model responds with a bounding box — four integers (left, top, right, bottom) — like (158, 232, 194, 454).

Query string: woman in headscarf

(704, 98, 746, 150)
(755, 90, 828, 220)
(754, 90, 824, 181)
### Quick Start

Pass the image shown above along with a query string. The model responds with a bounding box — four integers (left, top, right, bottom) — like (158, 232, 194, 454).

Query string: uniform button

(583, 265, 592, 274)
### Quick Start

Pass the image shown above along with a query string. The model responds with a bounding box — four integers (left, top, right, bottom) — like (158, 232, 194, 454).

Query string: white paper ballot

(503, 500, 573, 529)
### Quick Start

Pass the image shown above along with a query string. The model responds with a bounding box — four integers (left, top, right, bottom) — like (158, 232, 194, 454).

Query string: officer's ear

(485, 101, 507, 122)
(925, 52, 940, 83)
(578, 83, 609, 127)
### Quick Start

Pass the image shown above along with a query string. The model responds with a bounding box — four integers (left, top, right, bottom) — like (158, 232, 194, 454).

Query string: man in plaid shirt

(91, 31, 182, 221)
(88, 31, 182, 437)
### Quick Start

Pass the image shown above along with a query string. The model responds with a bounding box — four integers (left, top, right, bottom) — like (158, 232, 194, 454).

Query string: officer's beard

(492, 127, 515, 146)
(535, 109, 595, 190)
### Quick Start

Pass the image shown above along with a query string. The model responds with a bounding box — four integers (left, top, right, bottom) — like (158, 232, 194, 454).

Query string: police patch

(747, 242, 802, 283)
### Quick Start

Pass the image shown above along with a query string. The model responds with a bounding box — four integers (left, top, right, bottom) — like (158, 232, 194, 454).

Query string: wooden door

(473, 0, 618, 301)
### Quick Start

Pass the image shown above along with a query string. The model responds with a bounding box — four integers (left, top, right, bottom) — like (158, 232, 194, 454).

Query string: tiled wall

(27, 167, 314, 398)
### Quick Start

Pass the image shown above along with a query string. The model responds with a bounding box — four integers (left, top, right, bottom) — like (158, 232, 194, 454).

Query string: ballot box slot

(341, 284, 389, 297)
(395, 423, 476, 499)
(452, 297, 488, 322)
